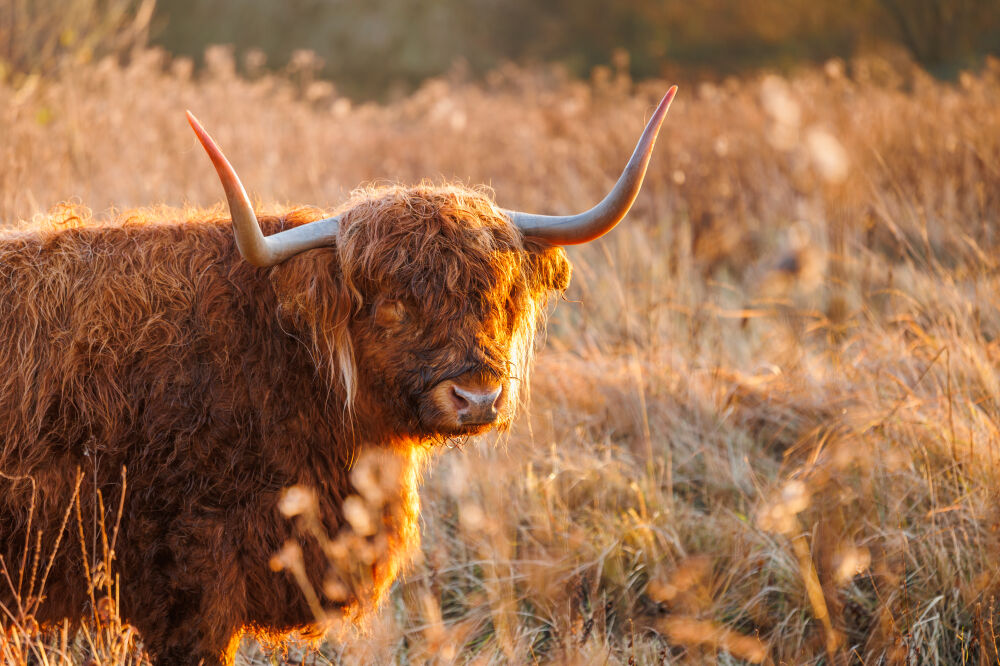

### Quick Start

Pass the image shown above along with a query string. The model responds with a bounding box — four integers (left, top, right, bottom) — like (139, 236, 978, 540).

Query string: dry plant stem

(791, 529, 841, 663)
(26, 531, 41, 612)
(30, 474, 82, 616)
(73, 470, 99, 628)
(0, 557, 22, 619)
(109, 467, 128, 576)
(16, 476, 35, 609)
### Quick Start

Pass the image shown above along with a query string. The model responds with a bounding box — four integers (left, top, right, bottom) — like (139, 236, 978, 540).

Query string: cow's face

(271, 187, 570, 440)
(342, 186, 570, 438)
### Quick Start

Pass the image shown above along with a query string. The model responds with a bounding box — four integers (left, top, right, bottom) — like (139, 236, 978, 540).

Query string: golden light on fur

(0, 183, 571, 664)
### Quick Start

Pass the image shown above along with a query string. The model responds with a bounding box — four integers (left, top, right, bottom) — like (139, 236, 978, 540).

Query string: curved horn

(505, 86, 677, 245)
(186, 111, 340, 268)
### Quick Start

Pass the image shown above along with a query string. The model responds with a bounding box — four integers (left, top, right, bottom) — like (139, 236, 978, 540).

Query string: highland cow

(0, 87, 676, 664)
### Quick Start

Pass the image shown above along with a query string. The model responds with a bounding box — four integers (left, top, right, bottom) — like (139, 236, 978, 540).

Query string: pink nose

(450, 384, 503, 425)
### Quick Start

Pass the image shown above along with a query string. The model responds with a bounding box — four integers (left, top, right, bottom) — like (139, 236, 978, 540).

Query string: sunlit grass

(2, 46, 1000, 663)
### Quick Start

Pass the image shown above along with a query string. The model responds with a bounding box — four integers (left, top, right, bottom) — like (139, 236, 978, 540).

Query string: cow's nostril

(450, 386, 470, 412)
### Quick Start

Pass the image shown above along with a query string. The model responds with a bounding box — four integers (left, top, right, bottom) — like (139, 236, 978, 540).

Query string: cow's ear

(270, 248, 359, 402)
(525, 242, 572, 294)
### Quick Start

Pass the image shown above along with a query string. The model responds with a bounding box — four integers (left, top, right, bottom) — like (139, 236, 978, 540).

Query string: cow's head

(188, 87, 676, 439)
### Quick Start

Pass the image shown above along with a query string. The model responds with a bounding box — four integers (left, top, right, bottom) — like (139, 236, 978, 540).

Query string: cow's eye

(375, 300, 408, 328)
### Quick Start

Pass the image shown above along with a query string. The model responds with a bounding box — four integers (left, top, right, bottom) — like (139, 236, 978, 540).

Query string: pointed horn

(186, 111, 340, 267)
(505, 86, 677, 245)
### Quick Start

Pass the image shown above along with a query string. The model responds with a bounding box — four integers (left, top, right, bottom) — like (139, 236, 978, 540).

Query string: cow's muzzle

(449, 383, 503, 425)
(425, 371, 507, 431)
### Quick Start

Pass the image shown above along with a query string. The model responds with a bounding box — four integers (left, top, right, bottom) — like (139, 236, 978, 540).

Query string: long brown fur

(0, 184, 570, 664)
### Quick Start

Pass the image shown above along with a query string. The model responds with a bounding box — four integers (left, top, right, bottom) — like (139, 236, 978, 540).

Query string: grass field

(3, 47, 1000, 664)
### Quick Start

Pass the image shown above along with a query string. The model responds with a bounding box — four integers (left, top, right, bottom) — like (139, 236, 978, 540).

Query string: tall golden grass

(3, 46, 1000, 663)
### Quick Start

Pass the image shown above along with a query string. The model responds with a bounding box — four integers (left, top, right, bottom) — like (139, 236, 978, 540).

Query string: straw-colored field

(3, 47, 1000, 663)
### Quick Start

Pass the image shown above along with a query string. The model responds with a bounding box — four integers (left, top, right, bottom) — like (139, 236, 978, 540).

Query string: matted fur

(0, 185, 570, 664)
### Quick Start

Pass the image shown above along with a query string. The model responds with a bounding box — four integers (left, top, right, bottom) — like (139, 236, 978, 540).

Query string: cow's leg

(127, 520, 247, 666)
(148, 625, 241, 666)
(135, 583, 244, 666)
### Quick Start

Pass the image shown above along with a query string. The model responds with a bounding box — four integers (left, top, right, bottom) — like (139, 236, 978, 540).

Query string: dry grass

(1, 468, 150, 664)
(3, 46, 1000, 663)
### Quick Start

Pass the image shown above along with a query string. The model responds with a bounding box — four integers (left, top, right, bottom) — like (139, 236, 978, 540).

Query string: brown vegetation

(151, 0, 1000, 98)
(2, 45, 1000, 663)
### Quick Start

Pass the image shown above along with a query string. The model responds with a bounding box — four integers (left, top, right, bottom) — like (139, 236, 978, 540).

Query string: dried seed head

(269, 540, 304, 572)
(279, 485, 317, 518)
(342, 495, 376, 536)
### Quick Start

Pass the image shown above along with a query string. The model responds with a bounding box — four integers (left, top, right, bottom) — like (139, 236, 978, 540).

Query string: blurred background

(3, 0, 999, 98)
(3, 1, 1000, 664)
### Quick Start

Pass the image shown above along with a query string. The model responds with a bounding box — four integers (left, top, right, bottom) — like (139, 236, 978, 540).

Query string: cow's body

(0, 199, 568, 663)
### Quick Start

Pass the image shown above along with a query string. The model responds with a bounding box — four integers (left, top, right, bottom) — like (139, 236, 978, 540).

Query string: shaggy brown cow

(0, 87, 676, 664)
